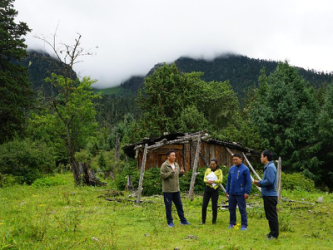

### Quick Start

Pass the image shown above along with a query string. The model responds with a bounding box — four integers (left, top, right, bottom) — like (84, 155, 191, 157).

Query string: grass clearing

(0, 173, 332, 249)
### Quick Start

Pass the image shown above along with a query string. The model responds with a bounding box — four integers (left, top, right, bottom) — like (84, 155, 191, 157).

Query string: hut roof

(122, 132, 260, 158)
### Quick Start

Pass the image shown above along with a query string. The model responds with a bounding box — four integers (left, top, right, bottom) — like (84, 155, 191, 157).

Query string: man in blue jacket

(254, 150, 279, 239)
(226, 153, 252, 230)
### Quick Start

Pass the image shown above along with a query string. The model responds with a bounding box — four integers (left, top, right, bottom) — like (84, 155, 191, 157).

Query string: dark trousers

(263, 196, 279, 238)
(228, 194, 248, 227)
(202, 187, 219, 223)
(163, 192, 187, 224)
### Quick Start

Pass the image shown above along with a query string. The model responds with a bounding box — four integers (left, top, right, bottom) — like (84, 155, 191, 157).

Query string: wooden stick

(242, 152, 261, 180)
(188, 134, 202, 201)
(281, 198, 315, 206)
(136, 144, 148, 205)
(219, 184, 227, 194)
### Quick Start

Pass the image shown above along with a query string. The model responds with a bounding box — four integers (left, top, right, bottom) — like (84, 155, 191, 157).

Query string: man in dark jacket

(226, 153, 252, 230)
(160, 149, 190, 228)
(254, 150, 279, 239)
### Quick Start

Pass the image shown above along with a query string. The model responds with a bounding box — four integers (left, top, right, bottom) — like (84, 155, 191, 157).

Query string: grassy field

(0, 173, 332, 250)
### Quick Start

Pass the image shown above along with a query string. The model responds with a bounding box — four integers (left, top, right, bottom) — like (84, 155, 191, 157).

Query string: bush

(0, 174, 17, 187)
(180, 167, 206, 193)
(142, 167, 162, 196)
(281, 172, 316, 192)
(0, 138, 55, 184)
(32, 175, 66, 188)
(115, 159, 140, 190)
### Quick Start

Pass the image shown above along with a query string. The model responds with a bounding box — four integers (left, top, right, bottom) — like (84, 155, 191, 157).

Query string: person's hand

(253, 180, 259, 187)
(208, 180, 214, 185)
(173, 168, 177, 172)
(244, 194, 249, 199)
(180, 168, 185, 173)
(226, 193, 229, 198)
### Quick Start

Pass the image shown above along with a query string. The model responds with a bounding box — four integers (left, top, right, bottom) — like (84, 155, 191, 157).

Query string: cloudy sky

(14, 0, 333, 89)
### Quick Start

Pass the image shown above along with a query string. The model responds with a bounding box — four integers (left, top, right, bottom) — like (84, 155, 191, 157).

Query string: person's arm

(204, 169, 209, 183)
(214, 169, 223, 185)
(245, 168, 252, 196)
(258, 167, 275, 187)
(160, 165, 174, 179)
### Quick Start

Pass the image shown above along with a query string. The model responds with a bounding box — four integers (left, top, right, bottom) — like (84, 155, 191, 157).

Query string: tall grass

(0, 173, 332, 249)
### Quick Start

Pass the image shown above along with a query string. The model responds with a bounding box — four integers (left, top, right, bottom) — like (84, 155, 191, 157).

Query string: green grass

(93, 86, 127, 95)
(0, 173, 332, 249)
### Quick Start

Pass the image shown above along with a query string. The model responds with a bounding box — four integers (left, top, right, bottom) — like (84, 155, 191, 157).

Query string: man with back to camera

(160, 149, 190, 228)
(226, 153, 252, 230)
(253, 150, 279, 239)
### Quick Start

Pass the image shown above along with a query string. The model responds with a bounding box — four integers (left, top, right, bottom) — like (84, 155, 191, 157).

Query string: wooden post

(219, 184, 227, 194)
(226, 147, 261, 192)
(188, 134, 202, 201)
(242, 152, 261, 180)
(277, 157, 282, 200)
(136, 144, 148, 205)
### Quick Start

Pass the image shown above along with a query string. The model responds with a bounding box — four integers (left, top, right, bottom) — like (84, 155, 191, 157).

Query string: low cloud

(15, 0, 333, 88)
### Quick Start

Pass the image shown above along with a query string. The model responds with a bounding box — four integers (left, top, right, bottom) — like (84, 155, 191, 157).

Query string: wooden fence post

(188, 134, 202, 201)
(136, 144, 148, 205)
(277, 157, 282, 200)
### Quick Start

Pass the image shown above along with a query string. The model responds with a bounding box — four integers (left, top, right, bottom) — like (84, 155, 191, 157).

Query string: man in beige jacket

(160, 149, 190, 227)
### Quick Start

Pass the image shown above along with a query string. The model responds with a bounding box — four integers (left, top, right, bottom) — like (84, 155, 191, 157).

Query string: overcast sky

(14, 0, 333, 89)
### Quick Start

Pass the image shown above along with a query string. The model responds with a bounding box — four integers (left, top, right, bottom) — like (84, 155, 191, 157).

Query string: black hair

(166, 149, 176, 156)
(262, 150, 273, 161)
(232, 153, 243, 160)
(210, 158, 219, 171)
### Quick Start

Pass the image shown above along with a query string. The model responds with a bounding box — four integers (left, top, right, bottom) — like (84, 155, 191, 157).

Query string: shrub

(281, 172, 316, 192)
(32, 176, 66, 188)
(0, 138, 55, 184)
(0, 174, 17, 187)
(142, 167, 162, 196)
(180, 167, 206, 193)
(114, 159, 139, 190)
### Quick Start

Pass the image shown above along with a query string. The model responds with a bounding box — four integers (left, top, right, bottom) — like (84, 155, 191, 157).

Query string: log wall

(137, 142, 246, 170)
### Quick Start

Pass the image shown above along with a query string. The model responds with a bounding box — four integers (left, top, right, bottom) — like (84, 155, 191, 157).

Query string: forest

(2, 1, 333, 249)
(1, 0, 333, 191)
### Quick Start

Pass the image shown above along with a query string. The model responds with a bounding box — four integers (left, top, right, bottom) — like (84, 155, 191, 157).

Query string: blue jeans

(228, 194, 248, 227)
(163, 192, 187, 224)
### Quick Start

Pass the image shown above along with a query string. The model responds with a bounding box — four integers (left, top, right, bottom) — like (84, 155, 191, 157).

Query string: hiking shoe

(168, 222, 174, 228)
(228, 224, 234, 229)
(199, 222, 205, 225)
(181, 221, 191, 225)
(267, 235, 277, 240)
(241, 225, 247, 231)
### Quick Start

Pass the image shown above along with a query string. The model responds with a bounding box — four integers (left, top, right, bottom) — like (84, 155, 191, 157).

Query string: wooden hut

(122, 131, 260, 171)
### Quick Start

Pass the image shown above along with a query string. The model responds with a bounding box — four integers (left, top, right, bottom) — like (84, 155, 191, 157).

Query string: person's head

(261, 150, 273, 165)
(232, 153, 243, 166)
(210, 158, 219, 170)
(166, 149, 176, 163)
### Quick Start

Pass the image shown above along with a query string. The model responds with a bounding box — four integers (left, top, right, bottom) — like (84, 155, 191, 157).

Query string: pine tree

(250, 62, 321, 179)
(0, 0, 33, 143)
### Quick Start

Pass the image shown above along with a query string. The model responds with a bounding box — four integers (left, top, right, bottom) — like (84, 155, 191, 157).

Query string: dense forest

(1, 0, 333, 191)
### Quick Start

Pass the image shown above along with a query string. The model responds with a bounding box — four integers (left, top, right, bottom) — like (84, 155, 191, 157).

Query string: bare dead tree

(34, 28, 103, 186)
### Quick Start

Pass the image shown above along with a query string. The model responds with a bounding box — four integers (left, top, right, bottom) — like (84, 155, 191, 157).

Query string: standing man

(226, 153, 252, 230)
(160, 149, 191, 227)
(253, 150, 279, 239)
